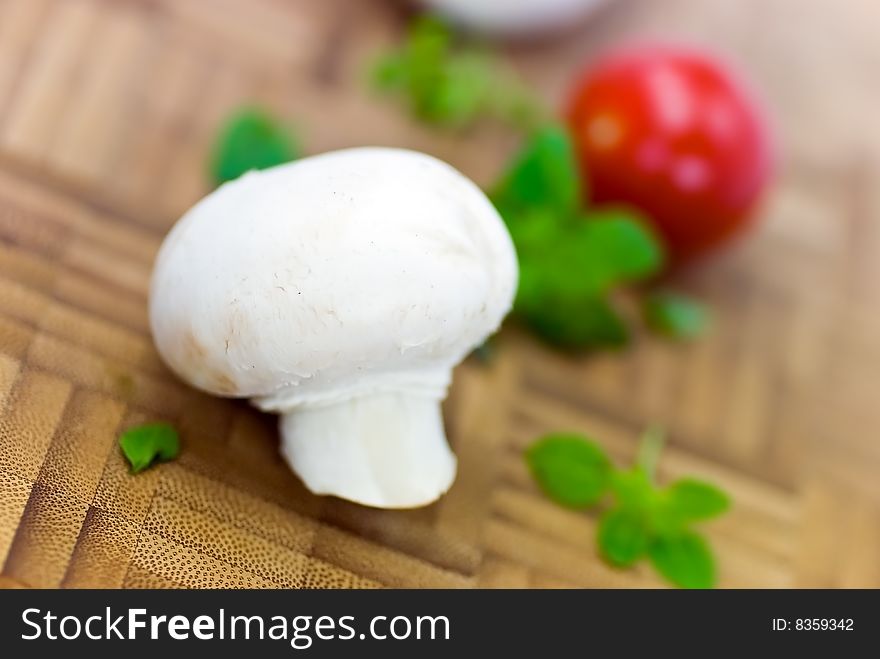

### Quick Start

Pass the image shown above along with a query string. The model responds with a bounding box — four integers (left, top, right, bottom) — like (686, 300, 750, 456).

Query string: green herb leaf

(608, 467, 655, 511)
(598, 507, 650, 567)
(372, 16, 541, 131)
(509, 210, 663, 300)
(578, 209, 665, 287)
(506, 205, 663, 349)
(519, 295, 629, 349)
(492, 123, 581, 218)
(662, 478, 731, 523)
(643, 291, 710, 340)
(422, 52, 496, 127)
(525, 434, 612, 508)
(210, 107, 299, 185)
(648, 530, 716, 589)
(119, 422, 180, 474)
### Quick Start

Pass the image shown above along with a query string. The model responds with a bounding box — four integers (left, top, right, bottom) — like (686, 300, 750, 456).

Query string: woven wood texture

(1, 0, 879, 588)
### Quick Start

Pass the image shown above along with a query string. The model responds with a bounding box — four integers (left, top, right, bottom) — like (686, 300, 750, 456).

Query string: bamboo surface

(1, 0, 879, 588)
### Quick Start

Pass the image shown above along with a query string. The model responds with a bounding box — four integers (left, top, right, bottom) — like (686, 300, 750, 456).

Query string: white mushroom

(149, 147, 518, 508)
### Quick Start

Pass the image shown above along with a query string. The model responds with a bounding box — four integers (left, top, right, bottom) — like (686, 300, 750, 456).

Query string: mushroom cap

(149, 147, 517, 409)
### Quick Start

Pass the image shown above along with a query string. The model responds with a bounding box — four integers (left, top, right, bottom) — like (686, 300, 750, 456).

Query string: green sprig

(492, 124, 665, 348)
(372, 16, 542, 131)
(526, 428, 730, 588)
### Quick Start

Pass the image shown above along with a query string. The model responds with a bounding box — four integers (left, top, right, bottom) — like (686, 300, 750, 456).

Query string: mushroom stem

(278, 392, 457, 508)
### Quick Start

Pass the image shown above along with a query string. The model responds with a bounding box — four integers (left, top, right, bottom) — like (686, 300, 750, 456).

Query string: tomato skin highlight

(566, 45, 774, 263)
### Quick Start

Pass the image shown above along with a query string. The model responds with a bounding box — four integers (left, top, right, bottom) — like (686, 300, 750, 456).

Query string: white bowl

(419, 0, 610, 36)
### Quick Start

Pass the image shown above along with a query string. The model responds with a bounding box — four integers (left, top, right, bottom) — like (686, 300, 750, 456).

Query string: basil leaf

(210, 108, 299, 185)
(428, 54, 495, 127)
(643, 291, 710, 340)
(520, 295, 629, 349)
(373, 53, 409, 90)
(119, 423, 180, 474)
(510, 209, 663, 301)
(598, 507, 649, 567)
(492, 123, 581, 218)
(577, 209, 665, 288)
(372, 16, 541, 131)
(525, 434, 612, 508)
(648, 530, 716, 589)
(608, 467, 655, 510)
(507, 207, 663, 349)
(390, 15, 453, 123)
(662, 478, 730, 523)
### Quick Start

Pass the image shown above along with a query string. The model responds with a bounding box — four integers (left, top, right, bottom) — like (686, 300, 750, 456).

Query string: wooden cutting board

(1, 0, 879, 588)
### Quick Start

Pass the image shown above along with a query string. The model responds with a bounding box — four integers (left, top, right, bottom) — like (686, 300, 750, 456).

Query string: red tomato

(566, 45, 773, 263)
